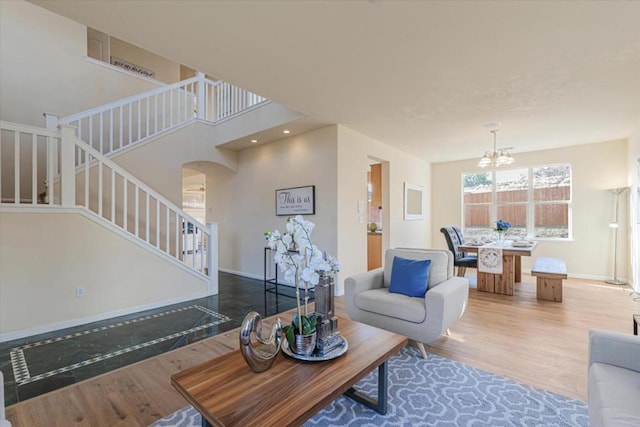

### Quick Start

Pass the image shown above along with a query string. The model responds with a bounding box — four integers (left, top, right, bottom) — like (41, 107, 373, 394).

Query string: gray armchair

(345, 248, 469, 359)
(588, 329, 640, 427)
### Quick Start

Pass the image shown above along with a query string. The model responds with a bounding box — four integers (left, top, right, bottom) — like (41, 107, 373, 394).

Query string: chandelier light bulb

(477, 128, 515, 168)
(477, 154, 492, 168)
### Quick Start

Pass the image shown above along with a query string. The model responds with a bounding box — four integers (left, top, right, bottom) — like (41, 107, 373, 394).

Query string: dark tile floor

(0, 272, 299, 406)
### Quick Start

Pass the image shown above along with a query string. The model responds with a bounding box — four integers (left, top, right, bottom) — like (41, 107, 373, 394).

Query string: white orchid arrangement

(265, 215, 340, 336)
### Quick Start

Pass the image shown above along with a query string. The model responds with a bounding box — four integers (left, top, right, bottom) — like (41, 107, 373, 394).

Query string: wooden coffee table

(171, 316, 407, 426)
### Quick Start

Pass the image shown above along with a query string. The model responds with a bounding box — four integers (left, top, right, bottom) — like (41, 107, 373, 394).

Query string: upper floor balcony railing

(57, 73, 267, 162)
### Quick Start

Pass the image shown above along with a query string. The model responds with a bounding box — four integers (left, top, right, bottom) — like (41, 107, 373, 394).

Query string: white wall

(0, 1, 164, 126)
(204, 124, 430, 294)
(0, 210, 209, 338)
(207, 126, 339, 284)
(112, 122, 238, 207)
(431, 140, 629, 280)
(336, 125, 430, 292)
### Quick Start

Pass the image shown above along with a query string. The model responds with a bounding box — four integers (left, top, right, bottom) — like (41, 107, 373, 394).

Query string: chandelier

(477, 129, 514, 168)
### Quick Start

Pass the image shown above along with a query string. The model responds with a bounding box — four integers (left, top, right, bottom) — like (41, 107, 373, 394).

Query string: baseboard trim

(217, 268, 346, 296)
(0, 292, 209, 343)
(218, 267, 300, 288)
(218, 268, 262, 282)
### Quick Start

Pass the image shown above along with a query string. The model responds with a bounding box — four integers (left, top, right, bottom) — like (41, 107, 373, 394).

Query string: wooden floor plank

(5, 275, 638, 426)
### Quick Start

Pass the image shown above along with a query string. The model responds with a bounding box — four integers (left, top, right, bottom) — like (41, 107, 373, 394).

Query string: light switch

(357, 201, 365, 214)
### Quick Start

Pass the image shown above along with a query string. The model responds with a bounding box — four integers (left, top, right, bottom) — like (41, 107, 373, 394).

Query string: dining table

(458, 241, 538, 296)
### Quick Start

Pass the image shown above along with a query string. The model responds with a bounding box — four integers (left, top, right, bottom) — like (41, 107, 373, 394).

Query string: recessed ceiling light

(283, 130, 290, 134)
(251, 139, 258, 143)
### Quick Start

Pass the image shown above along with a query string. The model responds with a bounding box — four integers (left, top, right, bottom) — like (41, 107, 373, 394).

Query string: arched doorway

(182, 167, 206, 225)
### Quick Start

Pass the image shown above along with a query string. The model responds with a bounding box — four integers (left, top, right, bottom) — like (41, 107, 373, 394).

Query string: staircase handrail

(67, 129, 212, 278)
(1, 120, 213, 281)
(57, 76, 204, 125)
(0, 120, 61, 138)
(0, 120, 204, 224)
(54, 73, 267, 161)
(0, 121, 61, 205)
(72, 132, 205, 231)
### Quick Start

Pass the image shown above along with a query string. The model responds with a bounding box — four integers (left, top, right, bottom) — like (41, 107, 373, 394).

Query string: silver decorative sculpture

(315, 273, 342, 353)
(239, 311, 282, 372)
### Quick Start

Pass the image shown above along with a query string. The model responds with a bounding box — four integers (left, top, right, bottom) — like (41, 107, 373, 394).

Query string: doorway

(182, 168, 206, 259)
(182, 169, 206, 224)
(367, 161, 383, 270)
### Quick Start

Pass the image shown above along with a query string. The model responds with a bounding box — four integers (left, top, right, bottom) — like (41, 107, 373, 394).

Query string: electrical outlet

(75, 287, 86, 297)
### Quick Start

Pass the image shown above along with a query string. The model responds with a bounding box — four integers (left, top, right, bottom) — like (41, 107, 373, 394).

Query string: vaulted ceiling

(32, 0, 640, 163)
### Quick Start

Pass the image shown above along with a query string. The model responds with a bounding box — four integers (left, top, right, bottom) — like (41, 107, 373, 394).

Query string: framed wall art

(276, 185, 315, 216)
(404, 182, 424, 221)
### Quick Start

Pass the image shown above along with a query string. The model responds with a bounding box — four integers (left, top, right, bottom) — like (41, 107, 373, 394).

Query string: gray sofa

(345, 248, 469, 359)
(588, 329, 640, 426)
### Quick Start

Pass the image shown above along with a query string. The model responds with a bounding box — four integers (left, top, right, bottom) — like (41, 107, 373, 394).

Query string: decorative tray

(281, 335, 348, 362)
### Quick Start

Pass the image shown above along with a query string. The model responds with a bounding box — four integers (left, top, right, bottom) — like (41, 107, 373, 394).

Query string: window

(533, 164, 571, 238)
(462, 164, 571, 240)
(463, 171, 492, 237)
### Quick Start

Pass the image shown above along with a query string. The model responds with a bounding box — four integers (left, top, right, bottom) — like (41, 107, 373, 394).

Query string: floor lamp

(606, 187, 628, 285)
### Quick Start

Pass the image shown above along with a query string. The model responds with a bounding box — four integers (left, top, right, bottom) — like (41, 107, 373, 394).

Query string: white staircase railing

(58, 73, 267, 161)
(203, 80, 267, 122)
(0, 122, 60, 205)
(0, 121, 216, 284)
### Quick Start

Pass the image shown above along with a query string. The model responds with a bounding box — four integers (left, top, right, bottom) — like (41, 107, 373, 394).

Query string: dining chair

(440, 226, 477, 277)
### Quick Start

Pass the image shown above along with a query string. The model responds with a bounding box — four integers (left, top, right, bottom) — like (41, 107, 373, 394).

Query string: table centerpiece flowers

(265, 215, 340, 355)
(494, 219, 511, 245)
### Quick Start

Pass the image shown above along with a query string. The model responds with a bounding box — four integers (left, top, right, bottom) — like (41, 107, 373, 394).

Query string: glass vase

(496, 231, 505, 246)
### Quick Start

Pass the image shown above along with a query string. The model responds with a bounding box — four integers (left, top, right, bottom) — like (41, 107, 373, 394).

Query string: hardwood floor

(5, 275, 638, 426)
(426, 276, 637, 400)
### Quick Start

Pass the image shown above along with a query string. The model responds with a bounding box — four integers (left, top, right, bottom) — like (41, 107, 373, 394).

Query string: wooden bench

(531, 257, 567, 302)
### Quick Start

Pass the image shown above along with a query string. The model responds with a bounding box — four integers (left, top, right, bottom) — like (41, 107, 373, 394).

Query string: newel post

(196, 71, 206, 120)
(207, 222, 219, 295)
(59, 124, 77, 207)
(43, 112, 59, 130)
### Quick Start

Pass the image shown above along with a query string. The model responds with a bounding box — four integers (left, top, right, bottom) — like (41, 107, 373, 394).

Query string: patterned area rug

(152, 347, 588, 426)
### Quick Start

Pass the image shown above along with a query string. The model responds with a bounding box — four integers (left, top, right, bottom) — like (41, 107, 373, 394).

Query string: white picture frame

(404, 182, 424, 221)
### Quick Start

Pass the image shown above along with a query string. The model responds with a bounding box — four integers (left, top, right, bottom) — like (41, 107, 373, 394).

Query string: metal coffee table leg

(344, 361, 388, 415)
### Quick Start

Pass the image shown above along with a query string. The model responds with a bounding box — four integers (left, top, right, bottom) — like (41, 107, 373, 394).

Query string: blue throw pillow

(388, 256, 431, 297)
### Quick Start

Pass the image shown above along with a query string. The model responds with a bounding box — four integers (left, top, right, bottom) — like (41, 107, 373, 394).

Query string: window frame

(461, 163, 572, 241)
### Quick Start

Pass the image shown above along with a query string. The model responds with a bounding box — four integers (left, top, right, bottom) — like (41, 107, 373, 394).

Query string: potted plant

(265, 215, 340, 355)
(283, 313, 318, 356)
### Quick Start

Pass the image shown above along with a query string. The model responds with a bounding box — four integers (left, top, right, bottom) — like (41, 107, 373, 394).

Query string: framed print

(404, 182, 424, 220)
(276, 185, 315, 216)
